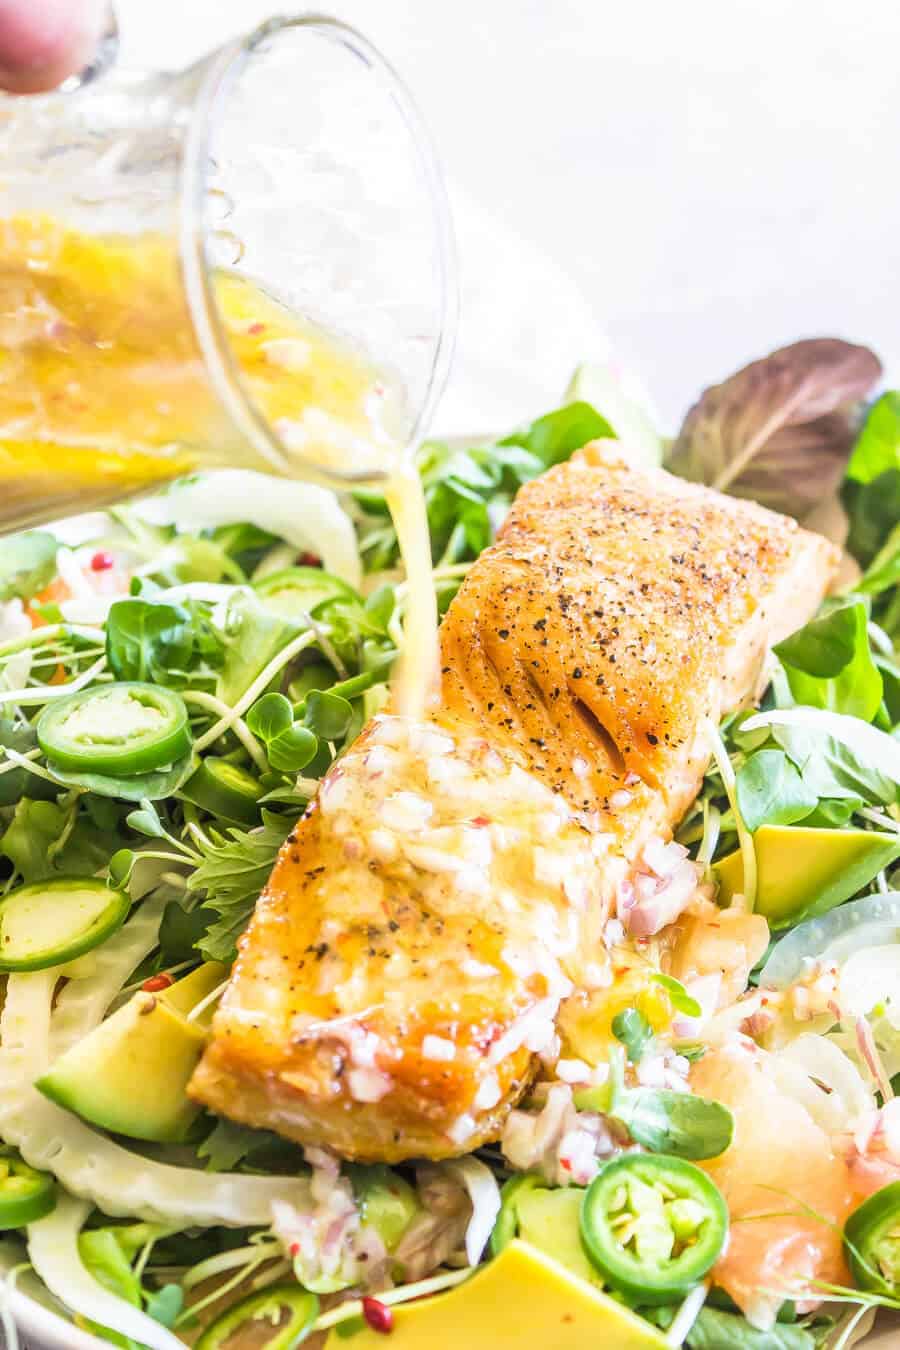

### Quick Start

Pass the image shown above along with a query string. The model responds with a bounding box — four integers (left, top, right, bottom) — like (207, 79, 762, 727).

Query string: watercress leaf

(302, 690, 353, 742)
(773, 722, 896, 805)
(363, 584, 395, 632)
(158, 899, 216, 962)
(288, 662, 337, 704)
(736, 748, 819, 832)
(170, 534, 245, 585)
(246, 692, 293, 743)
(501, 401, 615, 469)
(105, 598, 193, 684)
(846, 389, 900, 484)
(613, 1088, 734, 1160)
(215, 592, 301, 710)
(0, 798, 114, 881)
(611, 1008, 654, 1063)
(490, 443, 545, 483)
(108, 848, 136, 889)
(144, 1284, 183, 1329)
(0, 530, 58, 603)
(745, 708, 900, 802)
(845, 468, 900, 566)
(857, 521, 900, 598)
(438, 448, 500, 493)
(776, 600, 868, 678)
(197, 1117, 286, 1173)
(798, 798, 859, 829)
(775, 598, 882, 722)
(878, 655, 900, 725)
(459, 497, 493, 555)
(267, 724, 318, 773)
(668, 339, 882, 516)
(0, 718, 57, 805)
(125, 801, 164, 839)
(45, 753, 195, 803)
(651, 1305, 817, 1349)
(651, 973, 702, 1018)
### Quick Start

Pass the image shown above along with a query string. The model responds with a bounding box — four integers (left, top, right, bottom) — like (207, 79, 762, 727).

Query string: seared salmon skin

(190, 443, 837, 1160)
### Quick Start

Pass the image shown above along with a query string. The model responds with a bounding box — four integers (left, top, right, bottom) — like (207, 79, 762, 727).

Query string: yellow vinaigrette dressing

(0, 216, 439, 719)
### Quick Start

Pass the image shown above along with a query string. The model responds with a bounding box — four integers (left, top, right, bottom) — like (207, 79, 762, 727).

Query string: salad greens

(0, 342, 896, 1350)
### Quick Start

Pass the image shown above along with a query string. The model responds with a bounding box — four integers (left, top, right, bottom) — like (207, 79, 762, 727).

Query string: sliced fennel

(49, 892, 169, 1056)
(0, 971, 311, 1228)
(0, 1089, 309, 1227)
(27, 1194, 184, 1350)
(445, 1157, 502, 1265)
(770, 1034, 873, 1133)
(0, 970, 55, 1078)
(134, 469, 362, 587)
(761, 892, 900, 988)
(840, 946, 900, 1029)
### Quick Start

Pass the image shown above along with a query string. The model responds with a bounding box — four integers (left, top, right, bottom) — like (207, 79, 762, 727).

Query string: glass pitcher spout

(0, 14, 457, 532)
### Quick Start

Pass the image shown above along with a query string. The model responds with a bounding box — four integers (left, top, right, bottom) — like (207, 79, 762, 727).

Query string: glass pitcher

(0, 13, 457, 531)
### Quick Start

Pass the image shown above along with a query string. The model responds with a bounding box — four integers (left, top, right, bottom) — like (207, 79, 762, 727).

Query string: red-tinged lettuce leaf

(667, 338, 882, 516)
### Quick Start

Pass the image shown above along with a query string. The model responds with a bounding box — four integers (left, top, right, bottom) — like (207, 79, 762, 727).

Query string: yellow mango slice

(324, 1240, 667, 1349)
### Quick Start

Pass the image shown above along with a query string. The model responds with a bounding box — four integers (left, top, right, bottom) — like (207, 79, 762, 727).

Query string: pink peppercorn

(90, 551, 115, 572)
(362, 1298, 394, 1334)
(141, 973, 174, 993)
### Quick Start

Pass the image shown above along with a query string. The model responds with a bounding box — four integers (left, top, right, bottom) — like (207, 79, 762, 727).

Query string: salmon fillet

(190, 442, 837, 1160)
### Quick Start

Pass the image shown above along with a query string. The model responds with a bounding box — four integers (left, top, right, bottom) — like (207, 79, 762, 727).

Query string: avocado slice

(352, 1164, 419, 1250)
(715, 824, 900, 928)
(515, 1187, 603, 1288)
(36, 961, 228, 1143)
(324, 1239, 667, 1349)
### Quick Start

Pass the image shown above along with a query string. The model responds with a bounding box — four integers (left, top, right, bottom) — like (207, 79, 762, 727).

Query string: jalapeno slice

(0, 877, 130, 971)
(180, 757, 263, 826)
(255, 566, 358, 618)
(580, 1153, 728, 1304)
(37, 682, 191, 776)
(195, 1283, 319, 1350)
(0, 1146, 56, 1227)
(844, 1181, 900, 1294)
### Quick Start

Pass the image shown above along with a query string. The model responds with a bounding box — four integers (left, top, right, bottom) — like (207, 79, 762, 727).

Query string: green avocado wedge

(715, 824, 900, 927)
(515, 1186, 602, 1288)
(36, 961, 228, 1143)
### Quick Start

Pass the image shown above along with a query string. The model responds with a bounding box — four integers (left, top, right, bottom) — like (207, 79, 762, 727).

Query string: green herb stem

(665, 1279, 710, 1346)
(181, 690, 268, 773)
(181, 1239, 282, 1291)
(1, 746, 62, 786)
(707, 722, 757, 911)
(192, 630, 317, 756)
(311, 1267, 474, 1333)
(0, 654, 107, 709)
(0, 624, 105, 660)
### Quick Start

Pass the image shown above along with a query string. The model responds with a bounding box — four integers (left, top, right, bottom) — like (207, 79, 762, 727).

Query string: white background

(118, 0, 900, 428)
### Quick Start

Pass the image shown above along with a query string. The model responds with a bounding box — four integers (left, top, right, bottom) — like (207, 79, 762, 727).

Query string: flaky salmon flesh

(190, 442, 837, 1160)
